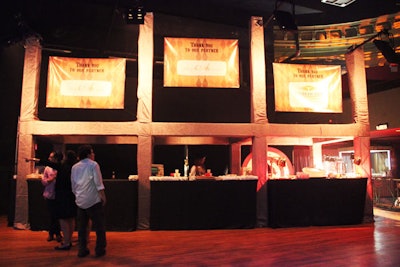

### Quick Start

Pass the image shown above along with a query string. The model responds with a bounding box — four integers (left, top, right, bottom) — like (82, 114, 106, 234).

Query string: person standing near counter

(54, 150, 78, 251)
(190, 155, 207, 177)
(42, 151, 63, 243)
(71, 145, 107, 258)
(27, 150, 78, 250)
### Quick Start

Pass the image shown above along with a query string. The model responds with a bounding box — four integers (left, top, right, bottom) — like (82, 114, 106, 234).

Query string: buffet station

(267, 177, 367, 228)
(149, 175, 258, 230)
(14, 26, 375, 231)
(26, 177, 138, 231)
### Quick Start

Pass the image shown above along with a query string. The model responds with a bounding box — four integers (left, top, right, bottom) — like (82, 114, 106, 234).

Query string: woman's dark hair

(64, 150, 77, 165)
(78, 145, 93, 160)
(53, 151, 64, 162)
(194, 156, 206, 166)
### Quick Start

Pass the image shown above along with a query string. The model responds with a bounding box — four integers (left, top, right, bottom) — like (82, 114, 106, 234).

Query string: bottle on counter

(184, 158, 189, 178)
(112, 171, 116, 179)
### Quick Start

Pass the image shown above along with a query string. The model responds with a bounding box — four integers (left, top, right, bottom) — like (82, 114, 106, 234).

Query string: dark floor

(1, 213, 400, 267)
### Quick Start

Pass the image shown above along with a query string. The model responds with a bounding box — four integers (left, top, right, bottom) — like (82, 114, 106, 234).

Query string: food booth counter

(26, 175, 368, 231)
(149, 176, 258, 230)
(27, 178, 138, 231)
(267, 177, 367, 228)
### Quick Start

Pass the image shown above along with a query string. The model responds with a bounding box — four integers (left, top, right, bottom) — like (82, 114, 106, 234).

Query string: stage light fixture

(373, 39, 400, 64)
(273, 10, 297, 32)
(273, 8, 299, 62)
(126, 6, 145, 24)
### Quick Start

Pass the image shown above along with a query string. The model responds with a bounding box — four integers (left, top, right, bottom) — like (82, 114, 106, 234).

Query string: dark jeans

(46, 199, 60, 236)
(77, 202, 106, 254)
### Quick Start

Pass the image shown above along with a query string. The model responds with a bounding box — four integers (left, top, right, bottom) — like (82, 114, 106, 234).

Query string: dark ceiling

(142, 0, 400, 27)
(1, 0, 400, 95)
(3, 0, 399, 42)
(0, 1, 399, 146)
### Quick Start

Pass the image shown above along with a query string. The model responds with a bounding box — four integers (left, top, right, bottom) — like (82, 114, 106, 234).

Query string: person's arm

(189, 165, 196, 177)
(92, 162, 106, 205)
(98, 189, 107, 206)
(42, 160, 60, 171)
(25, 157, 61, 171)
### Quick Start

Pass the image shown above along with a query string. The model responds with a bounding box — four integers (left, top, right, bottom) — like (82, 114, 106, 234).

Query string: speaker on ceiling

(373, 39, 400, 64)
(273, 10, 298, 32)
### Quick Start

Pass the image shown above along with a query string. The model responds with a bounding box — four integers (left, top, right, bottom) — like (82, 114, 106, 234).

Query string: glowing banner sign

(46, 57, 126, 109)
(164, 37, 239, 88)
(273, 63, 342, 113)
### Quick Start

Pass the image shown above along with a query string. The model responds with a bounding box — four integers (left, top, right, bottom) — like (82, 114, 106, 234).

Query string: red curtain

(293, 146, 311, 173)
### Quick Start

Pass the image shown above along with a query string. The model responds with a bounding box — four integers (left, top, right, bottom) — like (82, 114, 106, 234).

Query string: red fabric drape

(293, 146, 312, 173)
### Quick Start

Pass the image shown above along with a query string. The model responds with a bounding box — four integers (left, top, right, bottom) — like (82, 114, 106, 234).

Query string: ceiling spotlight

(321, 0, 356, 7)
(126, 6, 145, 24)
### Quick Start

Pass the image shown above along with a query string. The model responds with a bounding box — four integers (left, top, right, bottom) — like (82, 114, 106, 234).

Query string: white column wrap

(346, 48, 373, 222)
(253, 136, 267, 227)
(137, 135, 152, 229)
(249, 17, 267, 123)
(14, 37, 42, 229)
(345, 47, 370, 125)
(136, 13, 154, 229)
(354, 136, 373, 222)
(20, 37, 41, 121)
(137, 13, 154, 123)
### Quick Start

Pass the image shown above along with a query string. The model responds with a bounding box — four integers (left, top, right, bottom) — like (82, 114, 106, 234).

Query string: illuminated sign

(164, 37, 239, 88)
(273, 63, 342, 113)
(46, 57, 126, 109)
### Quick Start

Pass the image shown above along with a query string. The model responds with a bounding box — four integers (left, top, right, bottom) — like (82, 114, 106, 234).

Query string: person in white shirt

(71, 145, 106, 258)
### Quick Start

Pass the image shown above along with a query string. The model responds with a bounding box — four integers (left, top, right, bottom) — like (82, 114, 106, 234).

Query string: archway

(242, 147, 294, 178)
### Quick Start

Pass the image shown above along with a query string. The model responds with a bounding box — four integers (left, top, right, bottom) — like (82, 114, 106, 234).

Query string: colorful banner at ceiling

(164, 37, 240, 88)
(273, 63, 342, 113)
(46, 57, 126, 109)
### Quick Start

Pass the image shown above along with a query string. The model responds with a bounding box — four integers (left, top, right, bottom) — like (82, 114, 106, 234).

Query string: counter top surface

(149, 175, 258, 181)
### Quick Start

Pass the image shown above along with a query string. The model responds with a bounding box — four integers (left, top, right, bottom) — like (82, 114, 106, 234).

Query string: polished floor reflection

(0, 213, 399, 267)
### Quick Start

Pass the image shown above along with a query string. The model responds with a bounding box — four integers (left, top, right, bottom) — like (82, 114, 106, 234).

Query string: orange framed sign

(164, 37, 239, 88)
(46, 57, 126, 109)
(273, 63, 342, 113)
